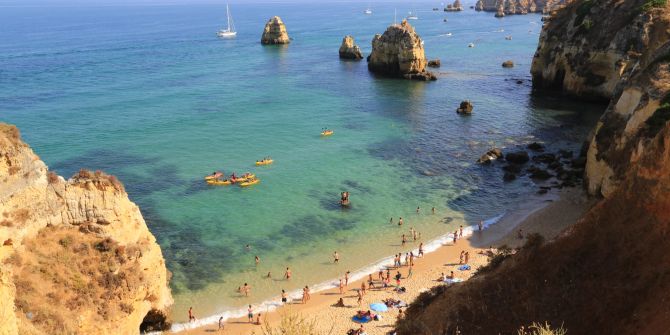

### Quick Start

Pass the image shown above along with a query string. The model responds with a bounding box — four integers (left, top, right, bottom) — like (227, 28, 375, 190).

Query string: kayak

(255, 160, 273, 166)
(321, 130, 334, 136)
(204, 173, 223, 180)
(239, 178, 260, 187)
(206, 179, 232, 186)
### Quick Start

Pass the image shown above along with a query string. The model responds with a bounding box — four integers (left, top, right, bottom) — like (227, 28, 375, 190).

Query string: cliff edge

(0, 123, 173, 334)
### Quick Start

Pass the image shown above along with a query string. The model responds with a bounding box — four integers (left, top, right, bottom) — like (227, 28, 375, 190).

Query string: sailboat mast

(226, 4, 231, 31)
(394, 8, 397, 24)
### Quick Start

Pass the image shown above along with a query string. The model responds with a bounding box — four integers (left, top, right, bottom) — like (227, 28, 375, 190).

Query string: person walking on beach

(305, 286, 311, 302)
(464, 251, 470, 264)
(188, 307, 196, 322)
(357, 290, 363, 306)
(301, 287, 307, 304)
(407, 265, 413, 278)
(419, 243, 424, 257)
(361, 282, 367, 296)
(333, 251, 339, 263)
(395, 271, 402, 287)
(410, 252, 415, 266)
(459, 251, 465, 264)
(398, 217, 404, 226)
(453, 230, 458, 243)
(256, 313, 262, 325)
(281, 289, 288, 304)
(459, 225, 463, 238)
(378, 270, 384, 281)
(339, 279, 344, 294)
(345, 271, 350, 286)
(478, 220, 484, 231)
(284, 267, 292, 281)
(386, 269, 391, 281)
(247, 305, 253, 323)
(218, 316, 224, 331)
(404, 253, 409, 266)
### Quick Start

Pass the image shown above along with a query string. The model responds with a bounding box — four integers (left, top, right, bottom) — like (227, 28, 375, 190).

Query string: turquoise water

(0, 1, 603, 324)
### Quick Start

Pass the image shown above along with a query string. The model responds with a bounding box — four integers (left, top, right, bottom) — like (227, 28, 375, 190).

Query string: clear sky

(0, 0, 434, 6)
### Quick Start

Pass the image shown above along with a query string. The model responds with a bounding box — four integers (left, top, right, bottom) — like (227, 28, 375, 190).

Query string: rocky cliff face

(368, 20, 436, 81)
(0, 123, 173, 334)
(531, 0, 670, 197)
(476, 0, 570, 14)
(261, 16, 290, 45)
(339, 35, 363, 60)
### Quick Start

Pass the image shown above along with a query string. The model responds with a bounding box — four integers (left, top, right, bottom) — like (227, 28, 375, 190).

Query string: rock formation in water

(368, 20, 436, 81)
(0, 123, 173, 334)
(261, 16, 290, 45)
(339, 35, 363, 60)
(445, 0, 464, 11)
(502, 60, 514, 67)
(427, 59, 441, 68)
(531, 0, 670, 198)
(456, 100, 473, 114)
(395, 1, 670, 334)
(476, 0, 571, 15)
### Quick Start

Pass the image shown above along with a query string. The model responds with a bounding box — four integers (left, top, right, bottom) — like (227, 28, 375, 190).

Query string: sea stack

(261, 16, 290, 45)
(475, 0, 484, 11)
(368, 20, 436, 81)
(339, 35, 363, 60)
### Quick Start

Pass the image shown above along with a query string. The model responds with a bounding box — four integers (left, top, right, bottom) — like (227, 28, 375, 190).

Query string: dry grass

(518, 322, 567, 335)
(13, 225, 150, 334)
(258, 311, 334, 335)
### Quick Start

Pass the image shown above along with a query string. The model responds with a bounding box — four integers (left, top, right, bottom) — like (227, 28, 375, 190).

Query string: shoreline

(174, 187, 593, 334)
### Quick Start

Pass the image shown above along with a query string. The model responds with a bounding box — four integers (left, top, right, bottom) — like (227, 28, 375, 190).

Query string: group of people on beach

(202, 205, 490, 333)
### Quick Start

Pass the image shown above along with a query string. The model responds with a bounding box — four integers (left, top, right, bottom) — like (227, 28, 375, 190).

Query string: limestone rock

(475, 0, 485, 11)
(474, 0, 572, 15)
(427, 59, 441, 68)
(368, 20, 436, 81)
(445, 0, 464, 11)
(477, 148, 504, 164)
(261, 16, 290, 45)
(339, 35, 363, 60)
(0, 123, 173, 335)
(502, 60, 514, 68)
(456, 100, 473, 114)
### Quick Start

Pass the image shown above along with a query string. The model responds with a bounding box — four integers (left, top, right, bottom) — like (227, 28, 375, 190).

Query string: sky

(0, 0, 440, 6)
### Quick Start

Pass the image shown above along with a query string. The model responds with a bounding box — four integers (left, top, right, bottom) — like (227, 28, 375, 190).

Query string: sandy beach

(179, 187, 593, 335)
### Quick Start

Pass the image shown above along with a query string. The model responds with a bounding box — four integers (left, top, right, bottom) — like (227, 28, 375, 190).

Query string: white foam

(168, 213, 505, 333)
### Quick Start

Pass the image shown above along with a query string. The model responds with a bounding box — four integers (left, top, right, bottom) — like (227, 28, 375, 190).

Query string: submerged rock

(339, 35, 363, 60)
(427, 59, 441, 68)
(477, 148, 504, 164)
(261, 16, 290, 45)
(502, 60, 515, 68)
(456, 100, 473, 114)
(527, 142, 545, 151)
(368, 20, 436, 81)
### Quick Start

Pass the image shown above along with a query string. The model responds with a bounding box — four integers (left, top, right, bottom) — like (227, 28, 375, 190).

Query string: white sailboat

(364, 6, 372, 14)
(406, 10, 419, 20)
(217, 4, 236, 38)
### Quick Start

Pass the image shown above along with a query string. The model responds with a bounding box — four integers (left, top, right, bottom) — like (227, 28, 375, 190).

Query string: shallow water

(0, 1, 604, 325)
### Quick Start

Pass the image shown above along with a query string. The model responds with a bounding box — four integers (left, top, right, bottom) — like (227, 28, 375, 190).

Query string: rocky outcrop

(0, 124, 173, 334)
(444, 0, 464, 11)
(531, 0, 670, 197)
(368, 20, 436, 81)
(476, 0, 571, 15)
(456, 100, 473, 114)
(502, 60, 514, 68)
(427, 59, 441, 68)
(339, 35, 363, 60)
(261, 16, 290, 45)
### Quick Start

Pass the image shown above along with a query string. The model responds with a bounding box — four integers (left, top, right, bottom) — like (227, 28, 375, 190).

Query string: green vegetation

(518, 322, 568, 335)
(640, 0, 667, 12)
(645, 94, 670, 137)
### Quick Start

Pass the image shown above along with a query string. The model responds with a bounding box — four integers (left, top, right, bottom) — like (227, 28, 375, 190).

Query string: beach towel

(458, 264, 471, 271)
(445, 278, 463, 284)
(352, 315, 371, 323)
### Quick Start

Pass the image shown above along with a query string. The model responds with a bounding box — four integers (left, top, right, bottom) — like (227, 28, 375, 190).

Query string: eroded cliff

(475, 0, 571, 15)
(0, 123, 173, 334)
(261, 16, 290, 45)
(531, 0, 670, 197)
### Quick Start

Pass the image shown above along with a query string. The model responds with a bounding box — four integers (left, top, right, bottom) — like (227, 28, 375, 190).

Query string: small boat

(446, 32, 452, 36)
(505, 35, 513, 40)
(216, 4, 237, 38)
(239, 178, 260, 187)
(406, 11, 418, 20)
(255, 159, 273, 166)
(207, 179, 232, 186)
(321, 129, 334, 136)
(364, 8, 372, 14)
(468, 42, 475, 48)
(443, 18, 448, 22)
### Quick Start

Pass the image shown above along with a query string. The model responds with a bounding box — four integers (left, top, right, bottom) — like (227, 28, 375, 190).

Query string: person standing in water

(255, 255, 260, 265)
(459, 225, 464, 238)
(478, 220, 484, 231)
(401, 234, 407, 246)
(243, 282, 251, 296)
(333, 251, 339, 263)
(284, 267, 292, 280)
(390, 217, 393, 224)
(416, 206, 420, 214)
(418, 243, 424, 257)
(398, 217, 404, 226)
(281, 289, 288, 304)
(432, 207, 435, 214)
(453, 230, 458, 243)
(345, 271, 350, 286)
(339, 279, 344, 294)
(188, 307, 196, 322)
(218, 316, 224, 331)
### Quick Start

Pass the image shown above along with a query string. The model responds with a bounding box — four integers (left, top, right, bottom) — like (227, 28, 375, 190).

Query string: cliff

(261, 16, 290, 45)
(339, 35, 363, 60)
(368, 20, 436, 81)
(531, 0, 670, 197)
(0, 123, 173, 334)
(397, 1, 670, 334)
(475, 0, 571, 14)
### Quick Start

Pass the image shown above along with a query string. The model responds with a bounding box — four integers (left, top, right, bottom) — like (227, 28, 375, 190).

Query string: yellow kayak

(204, 173, 224, 180)
(321, 130, 334, 136)
(255, 159, 273, 166)
(235, 173, 255, 180)
(239, 178, 260, 187)
(206, 179, 232, 186)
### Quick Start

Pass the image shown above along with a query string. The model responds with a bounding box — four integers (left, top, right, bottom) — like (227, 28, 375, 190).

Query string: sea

(0, 0, 604, 329)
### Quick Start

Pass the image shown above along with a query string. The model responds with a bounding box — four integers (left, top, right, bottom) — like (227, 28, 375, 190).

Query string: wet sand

(179, 188, 593, 335)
